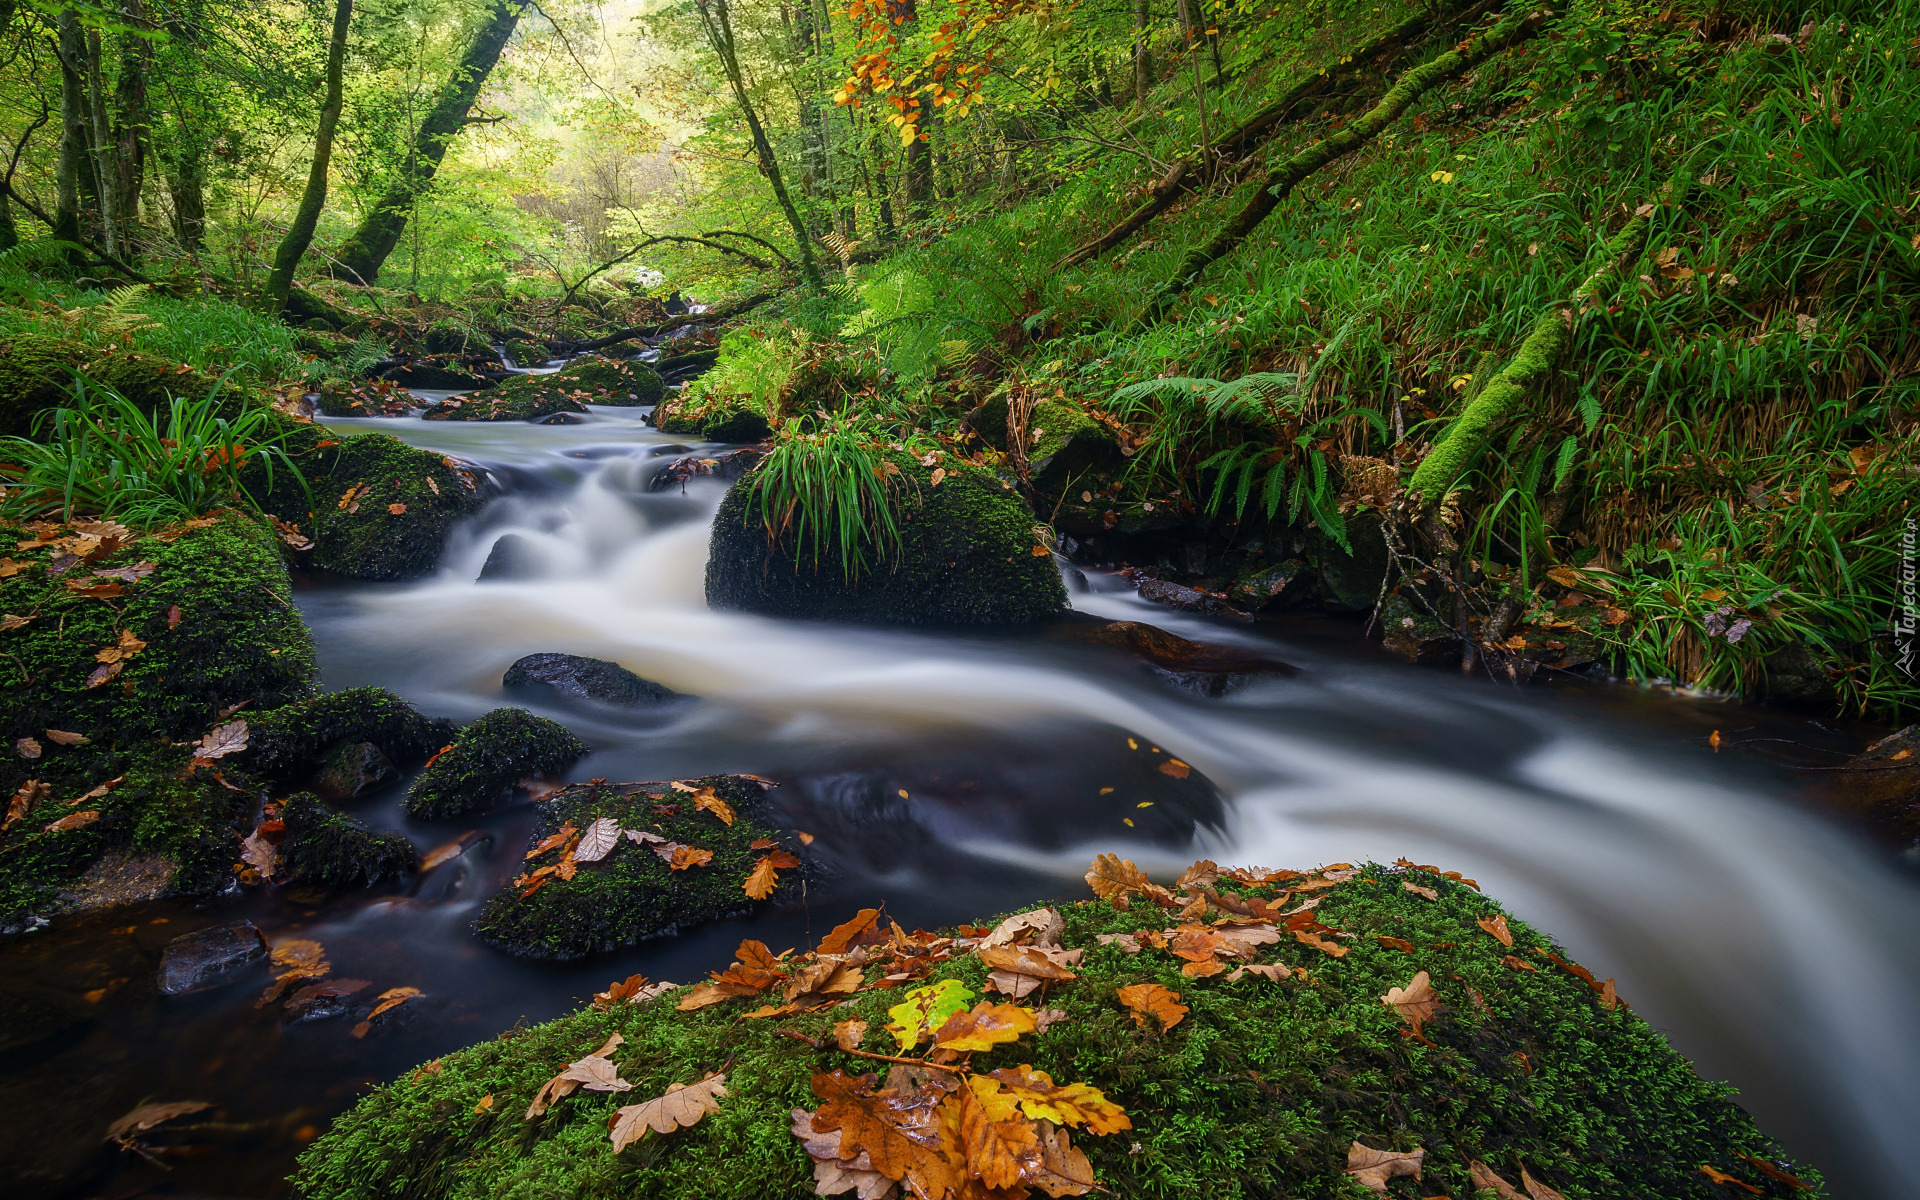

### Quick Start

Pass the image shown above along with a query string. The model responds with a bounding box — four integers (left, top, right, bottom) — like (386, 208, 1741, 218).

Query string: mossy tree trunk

(332, 0, 528, 285)
(52, 9, 87, 257)
(1131, 0, 1153, 105)
(263, 0, 353, 311)
(1142, 4, 1553, 323)
(695, 0, 824, 290)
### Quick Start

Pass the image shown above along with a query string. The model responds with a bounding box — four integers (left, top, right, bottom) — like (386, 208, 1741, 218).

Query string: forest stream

(3, 400, 1918, 1199)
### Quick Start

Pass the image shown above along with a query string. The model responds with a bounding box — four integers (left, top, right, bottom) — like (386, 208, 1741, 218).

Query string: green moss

(293, 862, 1812, 1200)
(652, 395, 708, 435)
(315, 379, 412, 418)
(1025, 397, 1121, 493)
(403, 707, 588, 821)
(504, 341, 548, 368)
(422, 374, 590, 423)
(700, 409, 772, 442)
(0, 743, 255, 929)
(279, 791, 418, 889)
(0, 333, 85, 437)
(241, 686, 457, 785)
(0, 510, 316, 750)
(551, 355, 665, 406)
(706, 454, 1067, 626)
(306, 433, 489, 580)
(473, 775, 796, 960)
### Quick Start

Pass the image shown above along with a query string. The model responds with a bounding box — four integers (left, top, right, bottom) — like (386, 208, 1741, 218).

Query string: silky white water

(302, 408, 1920, 1199)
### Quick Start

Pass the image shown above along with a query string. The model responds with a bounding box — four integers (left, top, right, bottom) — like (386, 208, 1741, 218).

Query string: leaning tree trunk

(333, 0, 526, 285)
(264, 0, 352, 310)
(1142, 4, 1551, 323)
(696, 0, 822, 289)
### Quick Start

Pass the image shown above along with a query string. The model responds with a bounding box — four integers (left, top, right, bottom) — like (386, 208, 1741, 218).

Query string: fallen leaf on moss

(789, 1106, 898, 1199)
(526, 1032, 624, 1117)
(691, 786, 735, 825)
(65, 579, 124, 599)
(1095, 933, 1141, 953)
(750, 837, 778, 849)
(808, 1069, 960, 1197)
(744, 849, 801, 899)
(16, 736, 42, 759)
(0, 612, 30, 631)
(675, 982, 742, 1010)
(573, 816, 621, 862)
(668, 845, 713, 870)
(0, 558, 28, 579)
(96, 630, 148, 669)
(105, 1100, 214, 1143)
(1402, 880, 1438, 901)
(1181, 957, 1227, 978)
(1735, 1154, 1810, 1190)
(1478, 914, 1514, 947)
(1116, 983, 1186, 1032)
(1226, 963, 1291, 983)
(609, 1072, 727, 1151)
(554, 856, 578, 881)
(43, 728, 88, 747)
(932, 1001, 1036, 1053)
(1470, 1160, 1526, 1199)
(194, 719, 249, 760)
(1382, 971, 1440, 1036)
(1521, 1166, 1570, 1200)
(981, 907, 1065, 948)
(1502, 955, 1537, 972)
(45, 809, 99, 833)
(885, 979, 976, 1051)
(1084, 853, 1174, 910)
(1375, 935, 1415, 952)
(1345, 1143, 1425, 1195)
(593, 974, 651, 1010)
(624, 827, 667, 846)
(983, 1066, 1130, 1134)
(5, 780, 49, 832)
(1290, 928, 1348, 957)
(818, 907, 885, 954)
(834, 1019, 869, 1052)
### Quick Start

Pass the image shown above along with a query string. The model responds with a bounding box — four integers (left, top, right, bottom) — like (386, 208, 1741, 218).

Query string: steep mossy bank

(706, 453, 1067, 626)
(295, 860, 1812, 1200)
(473, 774, 798, 960)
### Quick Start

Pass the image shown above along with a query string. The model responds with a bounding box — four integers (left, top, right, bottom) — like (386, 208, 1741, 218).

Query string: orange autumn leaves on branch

(835, 0, 1060, 145)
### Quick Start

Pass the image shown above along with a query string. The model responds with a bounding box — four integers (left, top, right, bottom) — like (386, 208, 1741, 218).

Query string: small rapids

(5, 407, 1917, 1199)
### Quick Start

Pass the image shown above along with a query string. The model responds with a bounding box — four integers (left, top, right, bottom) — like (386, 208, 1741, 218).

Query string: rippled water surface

(5, 408, 1918, 1199)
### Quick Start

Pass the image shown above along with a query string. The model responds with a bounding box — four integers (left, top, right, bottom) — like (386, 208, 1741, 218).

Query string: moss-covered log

(1144, 4, 1553, 321)
(293, 860, 1813, 1200)
(473, 775, 798, 960)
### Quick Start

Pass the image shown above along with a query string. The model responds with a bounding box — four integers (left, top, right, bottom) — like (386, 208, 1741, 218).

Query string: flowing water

(5, 405, 1919, 1199)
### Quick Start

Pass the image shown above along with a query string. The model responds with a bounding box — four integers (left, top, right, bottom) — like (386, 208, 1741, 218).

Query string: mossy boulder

(550, 355, 665, 405)
(315, 378, 414, 418)
(700, 408, 773, 443)
(279, 791, 417, 889)
(504, 340, 548, 368)
(422, 374, 589, 422)
(293, 861, 1811, 1200)
(241, 686, 457, 786)
(1025, 397, 1122, 493)
(473, 775, 795, 960)
(402, 707, 588, 820)
(706, 455, 1067, 626)
(304, 433, 490, 580)
(0, 333, 85, 436)
(420, 320, 480, 355)
(0, 511, 315, 751)
(651, 394, 707, 435)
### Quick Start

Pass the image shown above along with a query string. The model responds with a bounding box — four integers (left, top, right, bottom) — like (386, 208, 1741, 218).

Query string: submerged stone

(403, 708, 589, 820)
(705, 454, 1067, 626)
(280, 792, 417, 889)
(503, 653, 676, 707)
(472, 775, 795, 960)
(156, 920, 268, 995)
(477, 533, 541, 581)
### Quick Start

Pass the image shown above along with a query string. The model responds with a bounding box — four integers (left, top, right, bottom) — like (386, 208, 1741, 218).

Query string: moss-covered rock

(0, 511, 315, 750)
(293, 861, 1812, 1200)
(315, 378, 414, 418)
(473, 775, 795, 960)
(403, 707, 588, 820)
(1025, 397, 1122, 493)
(651, 393, 707, 435)
(550, 355, 665, 406)
(504, 340, 548, 368)
(700, 409, 772, 443)
(0, 333, 85, 436)
(706, 454, 1067, 626)
(305, 433, 489, 580)
(422, 374, 589, 422)
(420, 320, 480, 355)
(241, 686, 457, 786)
(279, 791, 417, 889)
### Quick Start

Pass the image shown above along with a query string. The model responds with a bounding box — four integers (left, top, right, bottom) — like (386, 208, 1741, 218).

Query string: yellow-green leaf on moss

(884, 978, 974, 1051)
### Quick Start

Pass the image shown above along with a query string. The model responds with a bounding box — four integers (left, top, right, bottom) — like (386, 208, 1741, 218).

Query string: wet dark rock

(647, 448, 763, 493)
(700, 408, 772, 442)
(503, 653, 676, 707)
(1229, 559, 1309, 610)
(1814, 726, 1920, 844)
(1135, 577, 1246, 618)
(1049, 617, 1295, 695)
(474, 775, 798, 960)
(403, 707, 589, 820)
(478, 533, 541, 581)
(313, 740, 396, 800)
(281, 792, 418, 888)
(243, 687, 458, 785)
(1312, 514, 1390, 612)
(1379, 593, 1461, 666)
(156, 920, 268, 995)
(707, 454, 1067, 626)
(1760, 642, 1835, 706)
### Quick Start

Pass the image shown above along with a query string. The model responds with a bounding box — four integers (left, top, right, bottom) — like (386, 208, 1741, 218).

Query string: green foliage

(0, 377, 308, 528)
(744, 420, 911, 581)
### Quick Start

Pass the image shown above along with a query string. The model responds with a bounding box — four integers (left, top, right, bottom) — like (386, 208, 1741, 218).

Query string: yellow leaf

(932, 1001, 1035, 1053)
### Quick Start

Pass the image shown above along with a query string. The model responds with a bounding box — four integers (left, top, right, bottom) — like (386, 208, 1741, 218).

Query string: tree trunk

(332, 0, 524, 284)
(1144, 6, 1549, 321)
(168, 148, 206, 252)
(696, 0, 822, 288)
(53, 9, 87, 252)
(1132, 0, 1153, 106)
(905, 131, 932, 219)
(874, 157, 895, 240)
(113, 1, 151, 249)
(84, 28, 120, 258)
(264, 0, 352, 309)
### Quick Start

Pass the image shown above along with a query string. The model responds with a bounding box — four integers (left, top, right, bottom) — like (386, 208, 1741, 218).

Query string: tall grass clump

(745, 419, 915, 580)
(0, 376, 308, 528)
